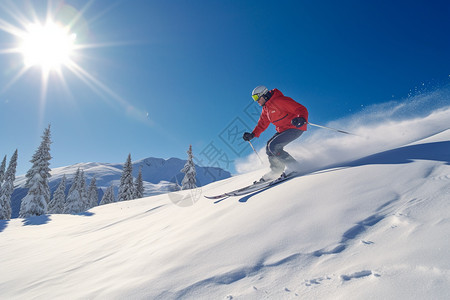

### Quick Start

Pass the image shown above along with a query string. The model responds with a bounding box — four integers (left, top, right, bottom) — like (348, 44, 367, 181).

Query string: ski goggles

(252, 94, 262, 101)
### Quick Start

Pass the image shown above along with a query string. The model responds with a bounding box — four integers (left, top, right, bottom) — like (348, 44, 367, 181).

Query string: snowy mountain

(1, 115, 449, 298)
(10, 157, 231, 218)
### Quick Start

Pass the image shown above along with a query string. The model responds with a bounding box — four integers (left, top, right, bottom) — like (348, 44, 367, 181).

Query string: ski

(203, 193, 229, 200)
(205, 172, 299, 200)
(204, 181, 269, 200)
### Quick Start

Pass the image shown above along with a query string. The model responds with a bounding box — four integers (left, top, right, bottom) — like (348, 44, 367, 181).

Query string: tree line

(0, 125, 145, 220)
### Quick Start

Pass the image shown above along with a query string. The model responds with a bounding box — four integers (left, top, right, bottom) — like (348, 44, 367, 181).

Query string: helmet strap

(262, 91, 273, 101)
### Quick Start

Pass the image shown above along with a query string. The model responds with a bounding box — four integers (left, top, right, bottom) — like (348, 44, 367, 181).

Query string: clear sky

(0, 0, 449, 176)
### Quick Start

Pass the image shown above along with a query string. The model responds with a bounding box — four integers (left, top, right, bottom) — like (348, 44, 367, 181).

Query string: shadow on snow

(22, 215, 52, 226)
(0, 220, 9, 232)
(343, 141, 450, 167)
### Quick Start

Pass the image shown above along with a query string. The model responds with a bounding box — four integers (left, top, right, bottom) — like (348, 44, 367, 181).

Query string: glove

(242, 132, 255, 141)
(291, 117, 306, 128)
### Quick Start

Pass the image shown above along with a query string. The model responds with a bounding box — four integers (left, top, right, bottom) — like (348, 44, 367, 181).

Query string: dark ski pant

(266, 129, 303, 173)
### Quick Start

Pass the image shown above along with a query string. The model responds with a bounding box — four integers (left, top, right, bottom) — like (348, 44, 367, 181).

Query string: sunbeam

(0, 0, 150, 126)
(0, 1, 82, 101)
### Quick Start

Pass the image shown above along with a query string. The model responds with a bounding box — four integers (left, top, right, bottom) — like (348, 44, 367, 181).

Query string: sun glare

(0, 1, 148, 125)
(20, 21, 76, 70)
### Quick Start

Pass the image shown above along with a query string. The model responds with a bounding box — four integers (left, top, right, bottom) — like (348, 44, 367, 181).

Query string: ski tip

(204, 195, 227, 200)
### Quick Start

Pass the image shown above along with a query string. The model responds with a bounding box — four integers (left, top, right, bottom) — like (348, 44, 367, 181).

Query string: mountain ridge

(10, 156, 231, 218)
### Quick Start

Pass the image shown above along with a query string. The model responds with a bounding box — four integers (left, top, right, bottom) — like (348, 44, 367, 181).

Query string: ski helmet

(252, 85, 269, 101)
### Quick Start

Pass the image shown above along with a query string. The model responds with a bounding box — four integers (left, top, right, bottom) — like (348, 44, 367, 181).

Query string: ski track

(169, 183, 442, 299)
(340, 270, 375, 281)
(169, 198, 400, 298)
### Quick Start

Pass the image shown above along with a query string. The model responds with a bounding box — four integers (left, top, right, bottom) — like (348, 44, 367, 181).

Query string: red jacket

(252, 89, 308, 137)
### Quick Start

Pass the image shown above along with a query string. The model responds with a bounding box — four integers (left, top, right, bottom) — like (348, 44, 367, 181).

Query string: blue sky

(0, 0, 449, 175)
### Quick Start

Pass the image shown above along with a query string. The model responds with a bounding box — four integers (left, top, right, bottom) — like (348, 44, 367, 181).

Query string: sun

(20, 21, 76, 70)
(0, 0, 149, 125)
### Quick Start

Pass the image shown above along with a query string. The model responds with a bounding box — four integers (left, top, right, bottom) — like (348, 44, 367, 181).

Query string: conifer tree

(180, 145, 197, 190)
(79, 170, 88, 210)
(100, 186, 115, 205)
(0, 155, 6, 186)
(64, 168, 84, 214)
(0, 150, 18, 220)
(118, 154, 135, 201)
(88, 177, 99, 208)
(48, 175, 66, 214)
(20, 125, 52, 218)
(67, 168, 80, 197)
(134, 168, 144, 199)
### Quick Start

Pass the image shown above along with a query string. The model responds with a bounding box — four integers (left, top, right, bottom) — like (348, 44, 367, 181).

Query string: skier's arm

(284, 98, 308, 121)
(252, 112, 270, 137)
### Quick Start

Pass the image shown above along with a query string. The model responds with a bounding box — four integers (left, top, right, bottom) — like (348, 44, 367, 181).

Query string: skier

(243, 86, 308, 182)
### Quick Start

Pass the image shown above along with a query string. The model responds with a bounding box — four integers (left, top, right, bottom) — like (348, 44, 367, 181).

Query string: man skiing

(243, 86, 308, 182)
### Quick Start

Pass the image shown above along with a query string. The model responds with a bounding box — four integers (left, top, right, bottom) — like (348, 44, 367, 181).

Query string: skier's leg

(266, 129, 303, 172)
(253, 133, 283, 182)
(266, 133, 285, 175)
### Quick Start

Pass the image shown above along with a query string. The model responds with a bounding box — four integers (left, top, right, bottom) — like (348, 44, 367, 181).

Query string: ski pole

(248, 141, 264, 164)
(308, 122, 359, 136)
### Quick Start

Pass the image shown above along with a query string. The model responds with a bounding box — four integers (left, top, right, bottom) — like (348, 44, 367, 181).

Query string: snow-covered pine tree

(100, 186, 115, 205)
(0, 155, 6, 186)
(0, 150, 18, 220)
(48, 175, 66, 214)
(134, 168, 144, 199)
(66, 168, 80, 198)
(180, 145, 197, 190)
(63, 168, 84, 214)
(118, 154, 135, 201)
(79, 170, 89, 210)
(87, 177, 99, 208)
(20, 125, 52, 218)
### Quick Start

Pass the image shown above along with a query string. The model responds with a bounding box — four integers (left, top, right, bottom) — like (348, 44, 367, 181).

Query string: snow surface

(1, 104, 449, 298)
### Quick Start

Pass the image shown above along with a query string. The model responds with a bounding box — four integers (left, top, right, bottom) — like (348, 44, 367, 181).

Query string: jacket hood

(269, 88, 284, 99)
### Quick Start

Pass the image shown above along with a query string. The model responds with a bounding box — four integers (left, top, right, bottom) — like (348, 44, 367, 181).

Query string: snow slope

(0, 125, 449, 299)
